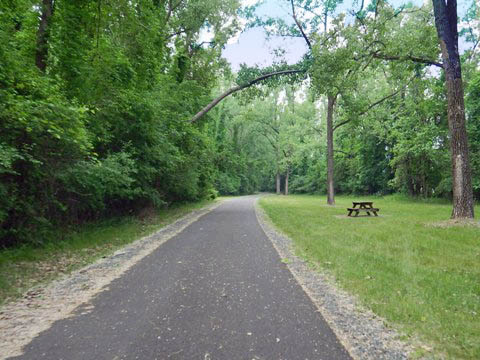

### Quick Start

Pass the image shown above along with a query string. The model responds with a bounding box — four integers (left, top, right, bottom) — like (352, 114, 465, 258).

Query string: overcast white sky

(221, 0, 474, 71)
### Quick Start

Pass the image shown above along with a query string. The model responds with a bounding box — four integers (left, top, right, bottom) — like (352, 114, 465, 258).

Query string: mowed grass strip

(259, 194, 480, 359)
(0, 199, 215, 306)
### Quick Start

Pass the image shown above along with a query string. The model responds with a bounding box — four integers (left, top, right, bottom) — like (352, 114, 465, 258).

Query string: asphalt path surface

(10, 196, 351, 360)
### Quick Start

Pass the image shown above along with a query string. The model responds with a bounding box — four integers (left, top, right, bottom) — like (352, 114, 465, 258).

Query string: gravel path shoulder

(6, 195, 351, 360)
(255, 199, 415, 360)
(0, 201, 221, 359)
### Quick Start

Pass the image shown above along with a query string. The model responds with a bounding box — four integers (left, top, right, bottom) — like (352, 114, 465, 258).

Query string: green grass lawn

(259, 194, 480, 359)
(0, 199, 215, 306)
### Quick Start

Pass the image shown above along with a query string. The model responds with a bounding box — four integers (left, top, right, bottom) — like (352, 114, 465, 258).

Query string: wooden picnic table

(347, 201, 380, 217)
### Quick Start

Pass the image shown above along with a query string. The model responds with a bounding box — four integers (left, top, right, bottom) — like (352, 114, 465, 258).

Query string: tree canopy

(0, 0, 478, 246)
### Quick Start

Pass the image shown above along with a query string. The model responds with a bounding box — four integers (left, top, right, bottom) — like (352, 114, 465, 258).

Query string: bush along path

(5, 196, 351, 360)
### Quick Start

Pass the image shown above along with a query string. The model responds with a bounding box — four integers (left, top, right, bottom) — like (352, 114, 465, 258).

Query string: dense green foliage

(216, 0, 480, 203)
(1, 0, 478, 246)
(0, 0, 239, 246)
(466, 71, 480, 198)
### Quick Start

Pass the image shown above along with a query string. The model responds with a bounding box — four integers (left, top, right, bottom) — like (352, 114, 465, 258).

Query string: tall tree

(363, 1, 474, 217)
(282, 0, 343, 204)
(432, 0, 474, 218)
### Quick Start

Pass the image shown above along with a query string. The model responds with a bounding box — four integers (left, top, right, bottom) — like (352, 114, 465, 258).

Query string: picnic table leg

(366, 204, 373, 216)
(373, 211, 378, 216)
(354, 210, 359, 217)
(359, 205, 366, 216)
(347, 210, 352, 217)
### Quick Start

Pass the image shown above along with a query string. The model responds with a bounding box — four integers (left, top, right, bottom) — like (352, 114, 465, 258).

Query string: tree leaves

(0, 0, 241, 245)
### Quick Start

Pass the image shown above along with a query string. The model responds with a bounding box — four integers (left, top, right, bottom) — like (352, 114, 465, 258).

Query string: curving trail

(10, 196, 351, 360)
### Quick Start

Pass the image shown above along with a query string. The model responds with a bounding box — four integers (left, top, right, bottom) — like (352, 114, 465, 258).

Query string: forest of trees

(1, 0, 479, 247)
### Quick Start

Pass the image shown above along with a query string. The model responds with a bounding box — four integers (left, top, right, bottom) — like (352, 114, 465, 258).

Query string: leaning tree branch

(190, 69, 304, 123)
(373, 52, 444, 68)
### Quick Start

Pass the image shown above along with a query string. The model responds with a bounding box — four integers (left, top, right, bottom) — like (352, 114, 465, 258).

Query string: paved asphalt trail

(10, 196, 351, 360)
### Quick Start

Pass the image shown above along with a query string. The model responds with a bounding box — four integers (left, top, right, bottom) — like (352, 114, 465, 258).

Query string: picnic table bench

(347, 201, 380, 217)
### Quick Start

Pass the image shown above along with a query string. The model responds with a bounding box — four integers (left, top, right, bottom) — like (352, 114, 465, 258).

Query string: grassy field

(259, 194, 480, 359)
(0, 199, 215, 306)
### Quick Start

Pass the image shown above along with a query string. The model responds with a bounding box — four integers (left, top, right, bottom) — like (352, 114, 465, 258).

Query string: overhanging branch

(190, 69, 305, 123)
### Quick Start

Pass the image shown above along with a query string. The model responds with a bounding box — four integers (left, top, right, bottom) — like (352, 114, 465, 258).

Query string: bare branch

(190, 69, 305, 123)
(332, 118, 351, 132)
(358, 0, 365, 13)
(165, 26, 193, 40)
(290, 0, 312, 50)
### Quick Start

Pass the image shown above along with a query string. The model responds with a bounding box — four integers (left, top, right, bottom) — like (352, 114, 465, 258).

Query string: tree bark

(36, 0, 54, 72)
(433, 0, 474, 218)
(276, 172, 281, 194)
(326, 95, 337, 205)
(285, 168, 289, 196)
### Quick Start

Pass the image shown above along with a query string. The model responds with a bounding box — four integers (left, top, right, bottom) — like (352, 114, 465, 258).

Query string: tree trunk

(407, 176, 415, 197)
(285, 169, 289, 196)
(433, 0, 474, 218)
(326, 95, 337, 205)
(36, 0, 54, 72)
(276, 172, 281, 195)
